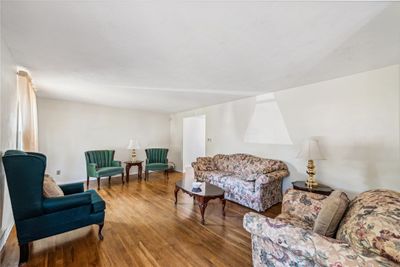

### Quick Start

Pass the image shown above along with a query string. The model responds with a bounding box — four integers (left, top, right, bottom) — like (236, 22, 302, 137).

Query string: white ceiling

(2, 1, 400, 113)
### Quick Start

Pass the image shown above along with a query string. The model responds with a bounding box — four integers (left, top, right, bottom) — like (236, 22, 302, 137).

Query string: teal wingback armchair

(2, 150, 105, 265)
(145, 148, 169, 180)
(85, 150, 124, 190)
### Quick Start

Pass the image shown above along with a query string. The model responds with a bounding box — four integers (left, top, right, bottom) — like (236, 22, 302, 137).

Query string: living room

(1, 1, 399, 267)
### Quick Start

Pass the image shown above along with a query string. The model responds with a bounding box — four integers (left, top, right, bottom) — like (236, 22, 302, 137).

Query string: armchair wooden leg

(97, 177, 101, 190)
(87, 176, 90, 189)
(145, 170, 148, 181)
(19, 243, 29, 266)
(166, 170, 169, 180)
(98, 223, 104, 240)
(108, 176, 111, 184)
(121, 172, 125, 184)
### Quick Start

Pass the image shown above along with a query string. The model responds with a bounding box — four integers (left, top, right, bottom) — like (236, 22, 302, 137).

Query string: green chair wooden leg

(97, 177, 101, 190)
(19, 243, 29, 265)
(98, 223, 104, 240)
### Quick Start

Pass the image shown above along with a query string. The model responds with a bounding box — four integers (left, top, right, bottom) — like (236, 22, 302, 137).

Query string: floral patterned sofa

(244, 189, 400, 266)
(191, 154, 289, 211)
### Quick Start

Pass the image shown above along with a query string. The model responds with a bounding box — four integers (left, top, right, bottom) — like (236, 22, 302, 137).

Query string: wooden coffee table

(174, 178, 225, 225)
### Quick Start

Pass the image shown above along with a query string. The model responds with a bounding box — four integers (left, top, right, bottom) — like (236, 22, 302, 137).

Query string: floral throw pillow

(336, 190, 400, 263)
(196, 157, 216, 171)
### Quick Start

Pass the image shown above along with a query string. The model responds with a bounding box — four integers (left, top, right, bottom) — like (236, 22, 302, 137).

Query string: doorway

(182, 115, 206, 172)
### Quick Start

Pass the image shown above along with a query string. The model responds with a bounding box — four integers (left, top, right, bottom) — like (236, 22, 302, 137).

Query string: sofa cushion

(336, 189, 400, 263)
(196, 157, 216, 171)
(196, 170, 233, 183)
(213, 153, 288, 176)
(217, 175, 256, 192)
(243, 173, 260, 182)
(313, 191, 349, 237)
(43, 175, 64, 198)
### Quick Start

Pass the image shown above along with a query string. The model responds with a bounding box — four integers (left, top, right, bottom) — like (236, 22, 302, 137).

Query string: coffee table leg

(221, 198, 226, 217)
(198, 197, 209, 225)
(174, 186, 180, 205)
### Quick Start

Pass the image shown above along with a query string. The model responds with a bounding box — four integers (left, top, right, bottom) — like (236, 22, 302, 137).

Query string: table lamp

(127, 140, 141, 162)
(297, 138, 325, 189)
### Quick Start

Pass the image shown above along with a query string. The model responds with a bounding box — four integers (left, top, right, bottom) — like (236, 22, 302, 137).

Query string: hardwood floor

(1, 172, 281, 267)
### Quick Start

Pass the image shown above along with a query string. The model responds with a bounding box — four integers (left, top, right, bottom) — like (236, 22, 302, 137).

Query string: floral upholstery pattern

(275, 213, 314, 230)
(192, 154, 289, 211)
(336, 190, 400, 264)
(243, 189, 399, 267)
(192, 170, 233, 182)
(195, 157, 216, 171)
(281, 189, 327, 225)
(213, 153, 288, 176)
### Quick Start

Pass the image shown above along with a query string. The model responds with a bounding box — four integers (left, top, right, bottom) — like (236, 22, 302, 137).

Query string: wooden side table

(124, 161, 143, 182)
(292, 181, 333, 196)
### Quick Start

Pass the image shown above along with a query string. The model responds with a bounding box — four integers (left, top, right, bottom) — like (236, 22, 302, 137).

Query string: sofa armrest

(59, 182, 84, 195)
(191, 162, 198, 171)
(255, 170, 288, 191)
(281, 189, 327, 221)
(112, 160, 121, 167)
(43, 192, 92, 213)
(243, 212, 392, 266)
(87, 163, 97, 177)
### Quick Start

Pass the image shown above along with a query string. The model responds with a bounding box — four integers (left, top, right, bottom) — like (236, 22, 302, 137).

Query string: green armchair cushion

(42, 192, 92, 213)
(96, 166, 124, 177)
(146, 163, 169, 171)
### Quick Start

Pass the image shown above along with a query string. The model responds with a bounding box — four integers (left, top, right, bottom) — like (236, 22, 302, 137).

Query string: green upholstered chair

(2, 150, 105, 265)
(85, 150, 124, 190)
(145, 148, 169, 180)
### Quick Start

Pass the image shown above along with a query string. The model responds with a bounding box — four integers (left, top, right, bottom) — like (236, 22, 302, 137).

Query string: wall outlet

(56, 170, 61, 175)
(207, 138, 212, 142)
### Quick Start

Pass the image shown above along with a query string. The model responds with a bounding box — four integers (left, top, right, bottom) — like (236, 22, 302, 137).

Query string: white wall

(0, 37, 18, 249)
(170, 65, 400, 197)
(182, 115, 206, 171)
(37, 98, 170, 183)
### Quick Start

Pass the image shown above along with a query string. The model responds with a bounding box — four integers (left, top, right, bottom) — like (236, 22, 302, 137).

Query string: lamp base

(305, 160, 318, 189)
(131, 149, 137, 162)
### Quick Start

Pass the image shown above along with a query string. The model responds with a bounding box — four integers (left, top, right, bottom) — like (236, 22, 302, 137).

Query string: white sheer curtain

(17, 70, 38, 151)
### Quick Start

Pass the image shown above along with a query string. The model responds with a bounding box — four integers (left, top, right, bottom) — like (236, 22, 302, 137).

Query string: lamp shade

(127, 140, 141, 149)
(297, 138, 325, 160)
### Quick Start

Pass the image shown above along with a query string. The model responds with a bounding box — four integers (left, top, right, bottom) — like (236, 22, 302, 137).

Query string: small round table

(292, 181, 333, 196)
(124, 161, 143, 182)
(175, 178, 225, 225)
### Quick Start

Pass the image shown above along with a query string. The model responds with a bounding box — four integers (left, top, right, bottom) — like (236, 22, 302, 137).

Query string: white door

(183, 115, 206, 172)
